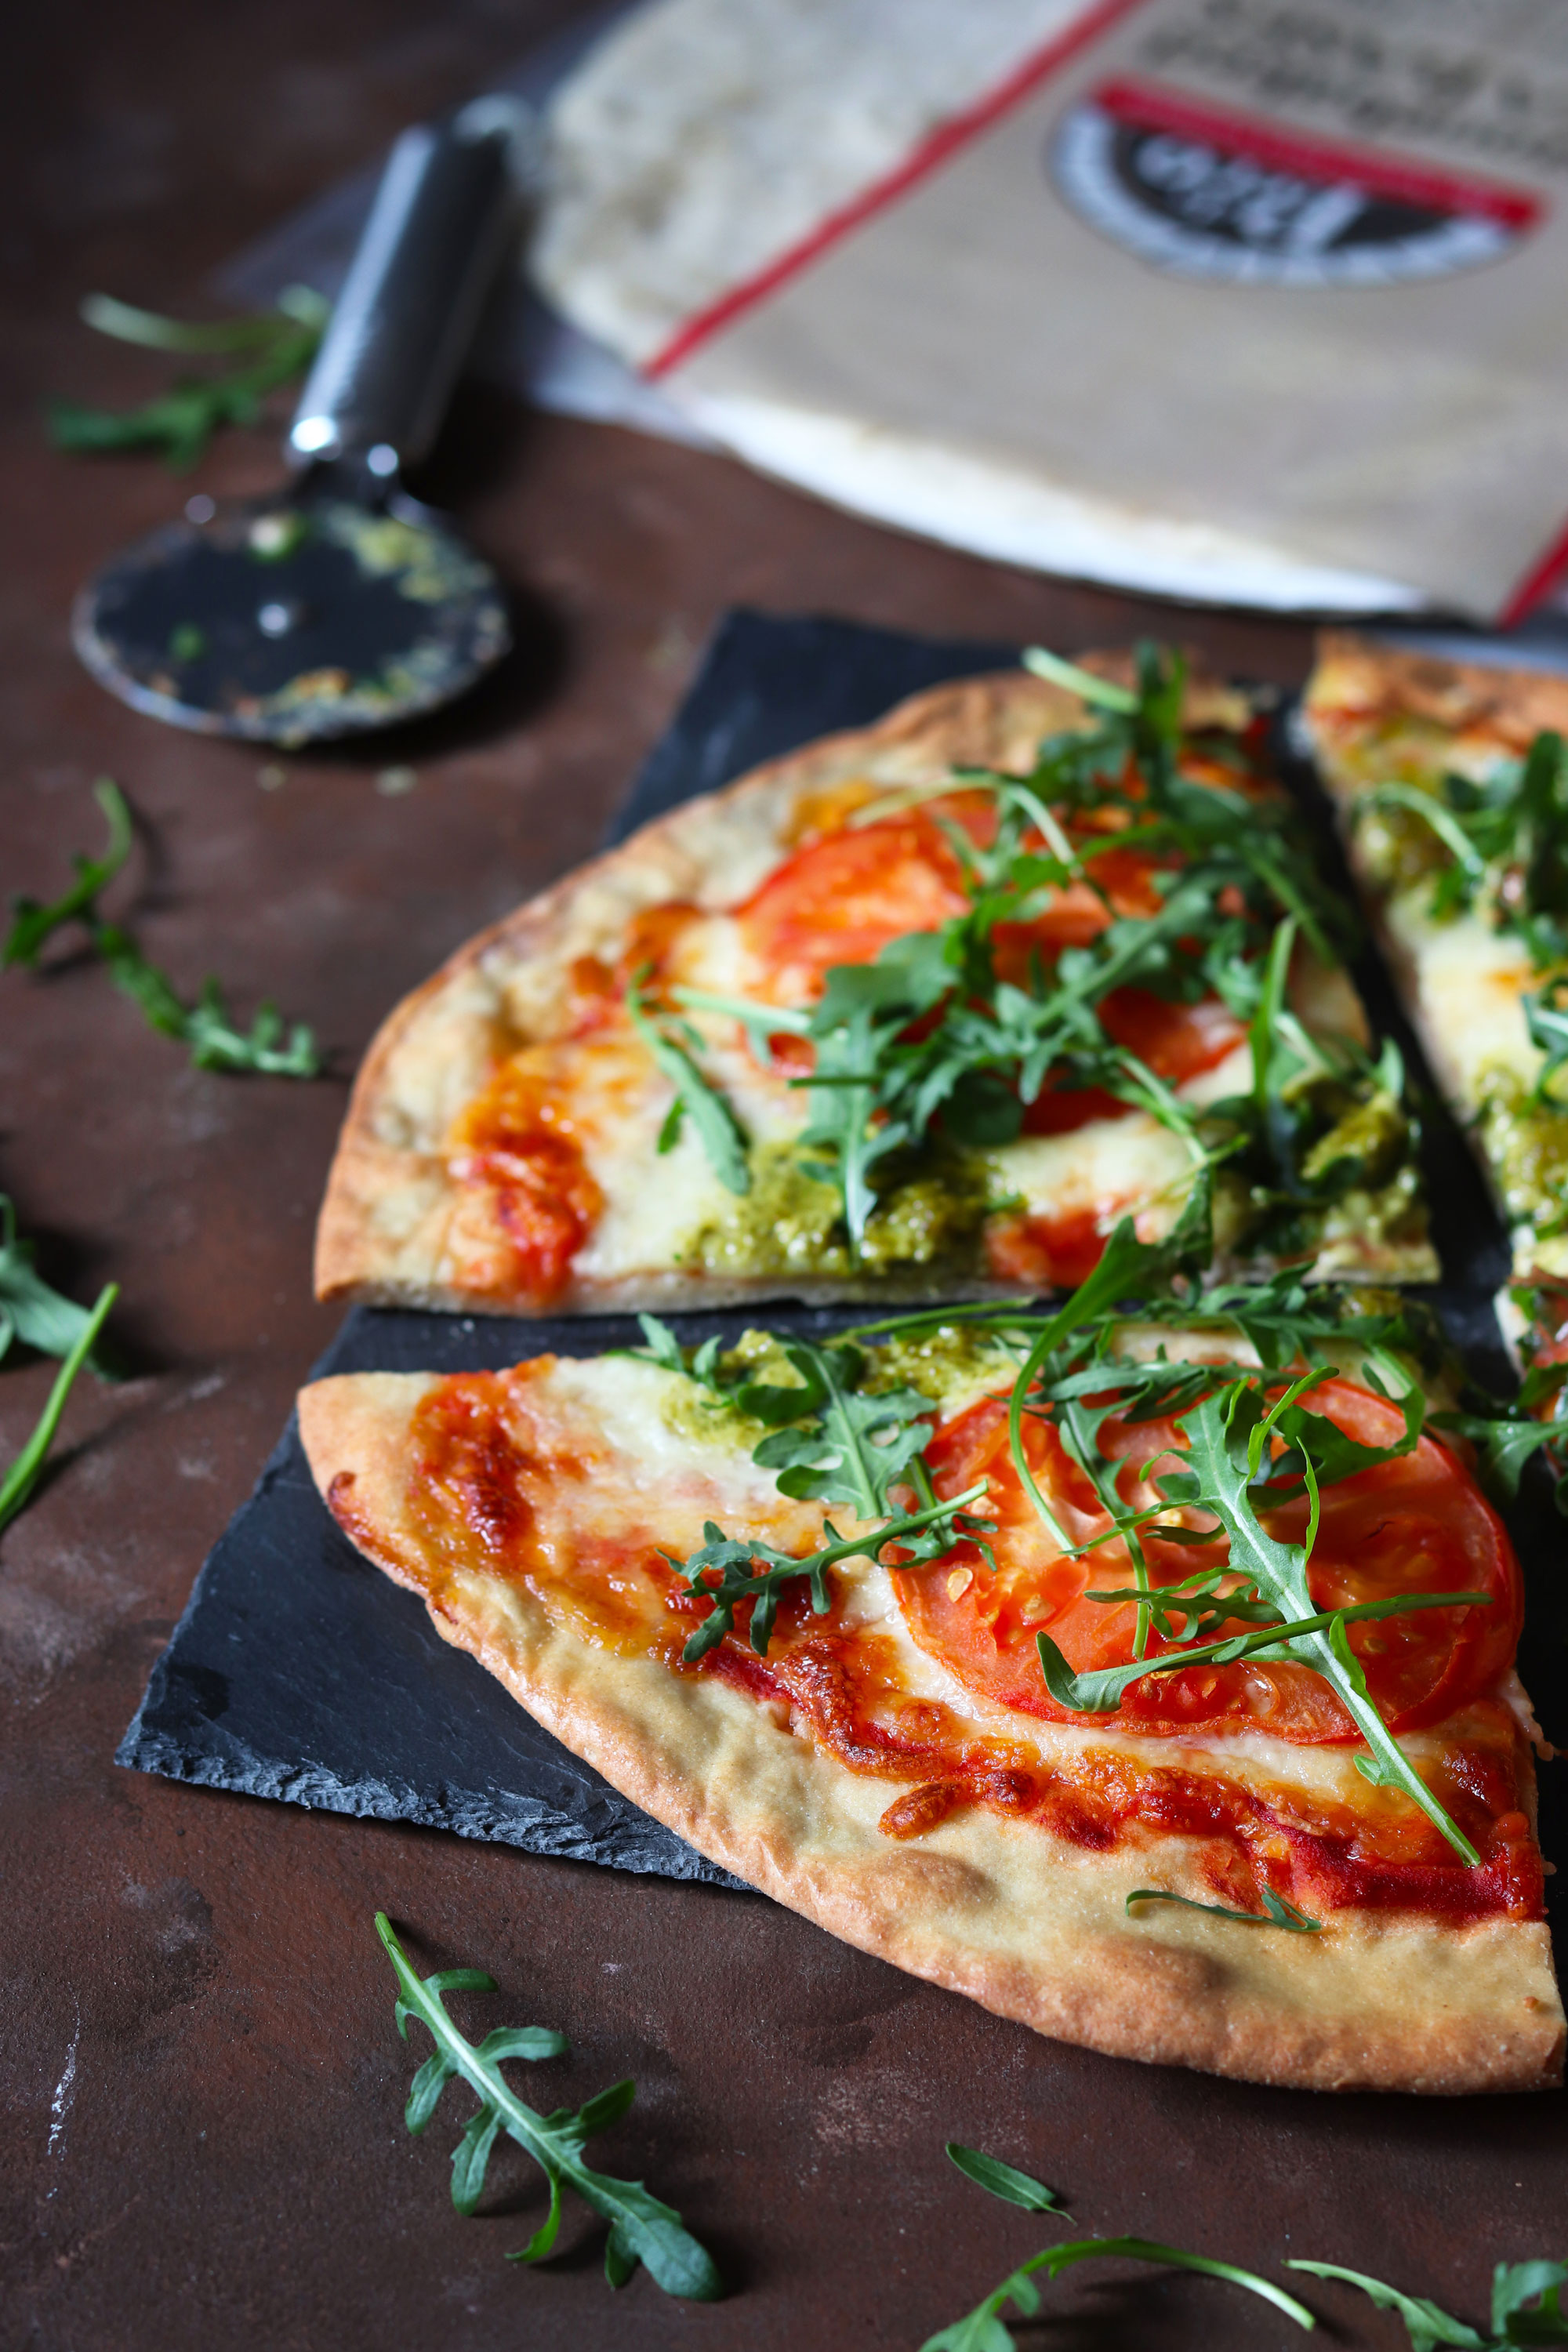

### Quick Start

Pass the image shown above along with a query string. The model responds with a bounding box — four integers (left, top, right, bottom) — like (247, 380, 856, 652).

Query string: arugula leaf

(669, 1479, 989, 1661)
(0, 1196, 114, 1372)
(4, 778, 132, 969)
(1036, 1589, 1487, 1721)
(750, 1338, 935, 1515)
(1492, 2263, 1568, 2343)
(922, 2233, 1316, 2350)
(1286, 2260, 1498, 2351)
(1525, 975, 1568, 1109)
(376, 1913, 721, 2299)
(626, 980, 750, 1193)
(945, 2143, 1068, 2213)
(1019, 644, 1138, 713)
(1362, 730, 1568, 969)
(48, 285, 328, 470)
(668, 642, 1381, 1260)
(5, 781, 320, 1077)
(1167, 1381, 1480, 1860)
(0, 1283, 118, 1537)
(1125, 1886, 1321, 1931)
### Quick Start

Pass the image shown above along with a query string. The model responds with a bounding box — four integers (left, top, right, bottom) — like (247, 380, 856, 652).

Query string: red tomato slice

(893, 1377, 1520, 1744)
(1098, 986, 1247, 1086)
(735, 815, 969, 1000)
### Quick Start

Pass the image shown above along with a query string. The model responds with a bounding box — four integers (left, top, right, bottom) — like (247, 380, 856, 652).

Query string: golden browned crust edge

(314, 659, 1259, 1313)
(1308, 630, 1568, 750)
(297, 1371, 1565, 2096)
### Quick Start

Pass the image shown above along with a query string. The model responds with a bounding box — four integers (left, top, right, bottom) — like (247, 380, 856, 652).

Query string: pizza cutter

(72, 97, 533, 748)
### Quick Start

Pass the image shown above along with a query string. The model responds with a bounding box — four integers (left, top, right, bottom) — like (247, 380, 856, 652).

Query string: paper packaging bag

(535, 0, 1568, 619)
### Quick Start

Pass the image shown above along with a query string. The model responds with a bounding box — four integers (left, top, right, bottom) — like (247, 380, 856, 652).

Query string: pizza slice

(298, 1219, 1561, 2093)
(316, 645, 1436, 1319)
(1302, 633, 1568, 1436)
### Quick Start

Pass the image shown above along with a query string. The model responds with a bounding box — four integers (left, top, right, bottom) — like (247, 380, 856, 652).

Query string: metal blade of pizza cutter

(72, 96, 534, 748)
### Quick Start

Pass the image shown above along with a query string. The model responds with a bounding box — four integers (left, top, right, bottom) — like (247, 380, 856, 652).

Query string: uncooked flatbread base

(299, 1370, 1565, 2095)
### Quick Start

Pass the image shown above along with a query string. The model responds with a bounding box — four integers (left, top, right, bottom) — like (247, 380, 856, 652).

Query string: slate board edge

(115, 1399, 751, 1889)
(114, 610, 1027, 1883)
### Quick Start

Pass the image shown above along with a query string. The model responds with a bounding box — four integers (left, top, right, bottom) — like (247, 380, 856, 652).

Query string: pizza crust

(1303, 633, 1567, 1289)
(318, 656, 1433, 1314)
(297, 1370, 1565, 2095)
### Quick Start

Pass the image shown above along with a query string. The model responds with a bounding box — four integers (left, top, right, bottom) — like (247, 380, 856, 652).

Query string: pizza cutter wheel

(73, 97, 532, 748)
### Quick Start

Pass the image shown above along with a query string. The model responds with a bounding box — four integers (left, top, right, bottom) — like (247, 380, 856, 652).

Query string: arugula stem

(0, 1283, 118, 1534)
(375, 1914, 721, 2299)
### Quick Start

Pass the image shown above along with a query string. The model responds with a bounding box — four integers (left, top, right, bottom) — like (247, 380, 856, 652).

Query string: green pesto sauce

(1316, 1163, 1430, 1256)
(681, 1139, 992, 1282)
(1479, 1078, 1568, 1231)
(650, 1328, 790, 1450)
(862, 1326, 1014, 1408)
(1301, 1088, 1410, 1190)
(1212, 1082, 1426, 1267)
(1352, 799, 1449, 895)
(649, 1320, 1009, 1449)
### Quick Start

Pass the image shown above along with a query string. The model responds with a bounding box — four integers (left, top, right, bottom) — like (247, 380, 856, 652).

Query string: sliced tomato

(735, 815, 969, 1000)
(984, 1208, 1111, 1290)
(1098, 985, 1247, 1086)
(893, 1377, 1520, 1744)
(1013, 989, 1247, 1140)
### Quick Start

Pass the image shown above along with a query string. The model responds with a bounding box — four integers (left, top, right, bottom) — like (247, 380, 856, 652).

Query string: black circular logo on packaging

(1052, 80, 1537, 286)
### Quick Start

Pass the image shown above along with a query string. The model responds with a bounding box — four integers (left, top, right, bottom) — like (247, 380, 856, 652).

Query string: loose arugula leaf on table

(0, 1196, 115, 1371)
(4, 778, 132, 970)
(47, 285, 328, 470)
(1126, 1886, 1321, 1931)
(944, 2143, 1068, 2214)
(5, 781, 320, 1077)
(1287, 2257, 1568, 2350)
(925, 2140, 1315, 2352)
(921, 2237, 1316, 2352)
(375, 1914, 721, 2300)
(0, 1283, 118, 1537)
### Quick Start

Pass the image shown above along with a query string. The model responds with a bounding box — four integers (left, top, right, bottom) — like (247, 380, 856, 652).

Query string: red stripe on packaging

(1091, 78, 1542, 229)
(644, 0, 1154, 380)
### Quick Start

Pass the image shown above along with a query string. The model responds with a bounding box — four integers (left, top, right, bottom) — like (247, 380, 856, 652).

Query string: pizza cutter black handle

(287, 96, 535, 474)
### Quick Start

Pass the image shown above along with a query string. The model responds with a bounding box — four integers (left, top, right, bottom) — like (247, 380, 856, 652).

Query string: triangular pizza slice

(298, 1231, 1561, 2094)
(316, 646, 1435, 1319)
(1302, 632, 1568, 1449)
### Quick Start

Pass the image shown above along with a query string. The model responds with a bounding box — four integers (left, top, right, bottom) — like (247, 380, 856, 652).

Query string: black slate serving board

(118, 609, 1564, 1917)
(116, 612, 1019, 1878)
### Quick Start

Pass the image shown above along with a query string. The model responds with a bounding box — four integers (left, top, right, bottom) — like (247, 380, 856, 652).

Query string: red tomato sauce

(448, 1064, 603, 1307)
(394, 1367, 1541, 1925)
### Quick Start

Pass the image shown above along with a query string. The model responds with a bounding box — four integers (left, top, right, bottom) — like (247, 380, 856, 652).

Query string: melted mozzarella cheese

(989, 1117, 1192, 1233)
(522, 1356, 1479, 1822)
(1386, 893, 1537, 1106)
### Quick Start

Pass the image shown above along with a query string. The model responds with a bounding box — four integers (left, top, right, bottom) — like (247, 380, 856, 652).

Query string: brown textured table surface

(4, 5, 1564, 2345)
